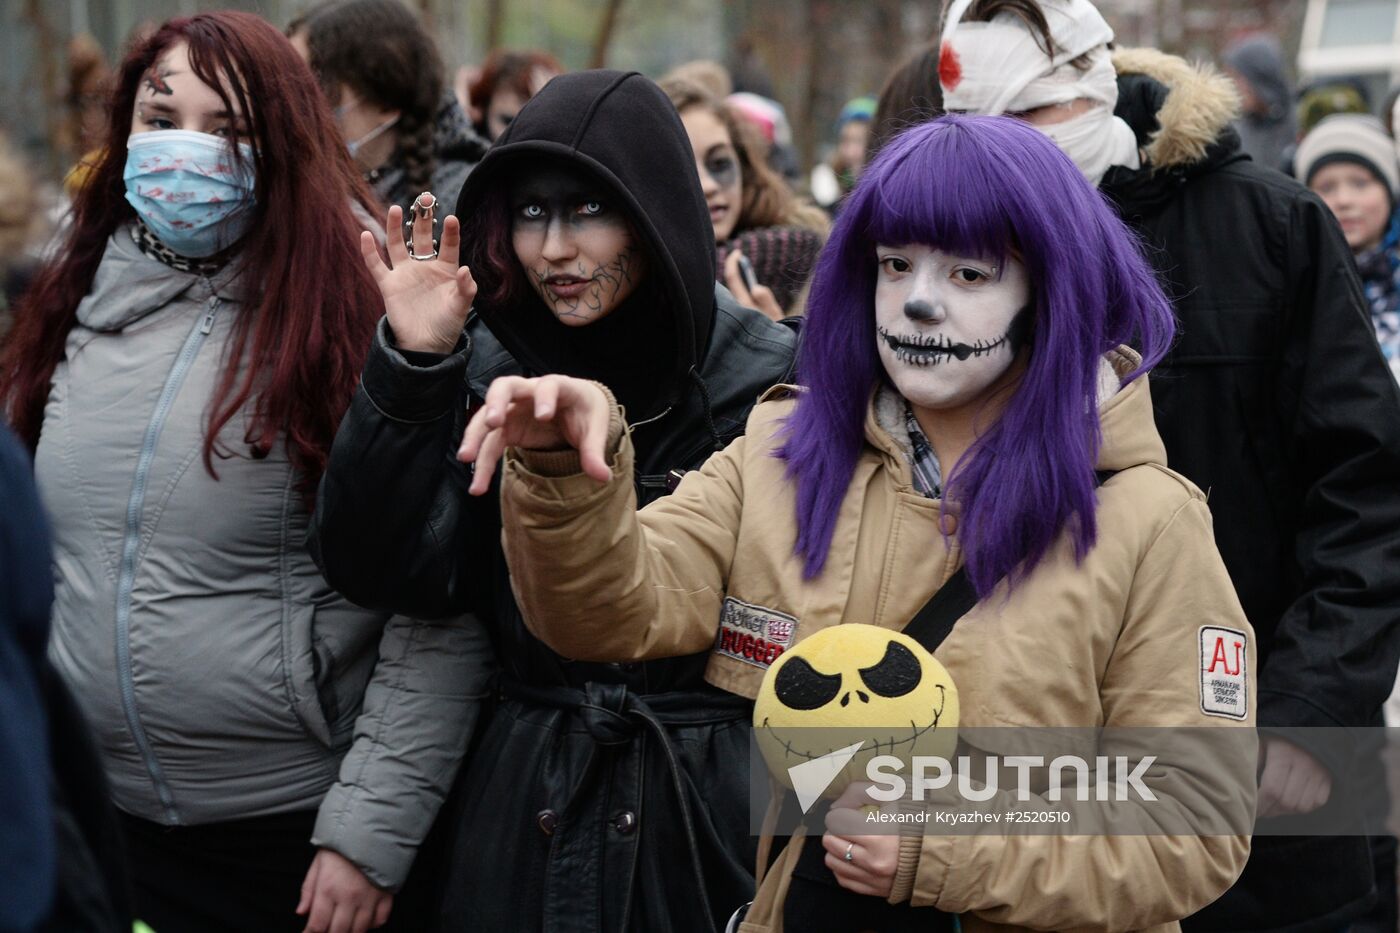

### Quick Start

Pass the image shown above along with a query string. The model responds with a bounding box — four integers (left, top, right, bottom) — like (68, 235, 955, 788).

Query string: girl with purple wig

(463, 114, 1255, 930)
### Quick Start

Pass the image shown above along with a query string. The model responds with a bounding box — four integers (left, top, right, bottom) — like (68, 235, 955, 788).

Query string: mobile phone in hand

(736, 253, 759, 293)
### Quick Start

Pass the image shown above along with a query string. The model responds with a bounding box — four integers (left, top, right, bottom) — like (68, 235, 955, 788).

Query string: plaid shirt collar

(903, 402, 943, 499)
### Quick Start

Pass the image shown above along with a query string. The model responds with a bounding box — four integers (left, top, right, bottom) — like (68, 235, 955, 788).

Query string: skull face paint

(874, 244, 1030, 411)
(511, 164, 645, 326)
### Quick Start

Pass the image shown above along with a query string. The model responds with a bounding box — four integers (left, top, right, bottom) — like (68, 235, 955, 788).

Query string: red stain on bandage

(938, 42, 962, 92)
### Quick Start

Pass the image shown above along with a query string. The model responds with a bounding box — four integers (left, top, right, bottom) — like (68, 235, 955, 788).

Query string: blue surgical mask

(123, 129, 257, 258)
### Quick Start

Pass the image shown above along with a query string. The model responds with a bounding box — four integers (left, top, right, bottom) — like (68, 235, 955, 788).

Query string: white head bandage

(940, 0, 1140, 185)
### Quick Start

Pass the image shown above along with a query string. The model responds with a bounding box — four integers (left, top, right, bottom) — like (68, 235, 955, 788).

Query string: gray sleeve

(311, 612, 494, 890)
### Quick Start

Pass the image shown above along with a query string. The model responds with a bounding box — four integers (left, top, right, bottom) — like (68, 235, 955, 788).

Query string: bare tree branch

(590, 0, 627, 69)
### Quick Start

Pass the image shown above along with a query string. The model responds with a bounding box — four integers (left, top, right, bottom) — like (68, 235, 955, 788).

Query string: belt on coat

(501, 677, 752, 932)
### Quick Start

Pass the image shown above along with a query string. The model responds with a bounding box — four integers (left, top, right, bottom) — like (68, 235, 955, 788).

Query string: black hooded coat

(1104, 50, 1400, 932)
(309, 71, 798, 931)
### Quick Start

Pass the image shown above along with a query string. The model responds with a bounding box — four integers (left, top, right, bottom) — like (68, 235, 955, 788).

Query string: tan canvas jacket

(501, 349, 1256, 932)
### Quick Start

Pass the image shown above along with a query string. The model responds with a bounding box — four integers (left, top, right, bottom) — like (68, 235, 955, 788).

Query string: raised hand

(457, 375, 613, 495)
(360, 194, 477, 354)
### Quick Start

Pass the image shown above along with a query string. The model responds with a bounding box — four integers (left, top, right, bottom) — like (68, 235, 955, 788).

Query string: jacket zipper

(113, 295, 221, 825)
(636, 435, 735, 492)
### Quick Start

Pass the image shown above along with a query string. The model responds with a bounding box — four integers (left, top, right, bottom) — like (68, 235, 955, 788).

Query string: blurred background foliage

(2, 0, 1306, 181)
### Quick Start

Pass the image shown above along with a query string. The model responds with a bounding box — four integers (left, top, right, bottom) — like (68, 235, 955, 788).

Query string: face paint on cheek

(587, 240, 639, 310)
(529, 236, 640, 324)
(1005, 305, 1033, 353)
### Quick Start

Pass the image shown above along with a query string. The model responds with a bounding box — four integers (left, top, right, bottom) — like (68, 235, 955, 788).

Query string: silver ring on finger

(407, 192, 439, 259)
(410, 191, 438, 219)
(843, 842, 855, 863)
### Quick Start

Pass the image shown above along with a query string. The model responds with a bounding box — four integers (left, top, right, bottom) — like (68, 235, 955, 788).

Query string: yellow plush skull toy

(754, 624, 959, 796)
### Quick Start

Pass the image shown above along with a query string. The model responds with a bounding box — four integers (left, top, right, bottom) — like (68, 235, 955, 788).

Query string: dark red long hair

(0, 11, 382, 500)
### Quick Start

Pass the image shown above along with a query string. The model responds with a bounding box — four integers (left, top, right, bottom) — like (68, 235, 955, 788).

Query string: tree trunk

(589, 0, 626, 69)
(22, 0, 63, 179)
(484, 0, 506, 51)
(798, 0, 841, 172)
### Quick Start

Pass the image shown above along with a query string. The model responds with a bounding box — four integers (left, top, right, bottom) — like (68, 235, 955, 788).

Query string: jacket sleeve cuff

(908, 832, 960, 909)
(1258, 690, 1355, 775)
(512, 383, 625, 481)
(887, 833, 923, 904)
(360, 316, 469, 424)
(311, 785, 411, 892)
(1258, 689, 1347, 730)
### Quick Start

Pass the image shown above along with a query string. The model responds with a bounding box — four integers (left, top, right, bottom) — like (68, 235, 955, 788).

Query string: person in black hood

(942, 1, 1400, 930)
(309, 70, 798, 931)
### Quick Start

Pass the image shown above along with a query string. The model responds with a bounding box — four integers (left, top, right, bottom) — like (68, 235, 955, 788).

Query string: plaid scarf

(1357, 221, 1400, 384)
(904, 402, 943, 499)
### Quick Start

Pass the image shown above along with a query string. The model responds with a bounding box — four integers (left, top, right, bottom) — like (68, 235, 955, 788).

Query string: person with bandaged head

(939, 0, 1400, 928)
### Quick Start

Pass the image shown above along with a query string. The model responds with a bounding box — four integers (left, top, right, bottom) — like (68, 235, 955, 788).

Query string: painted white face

(874, 245, 1030, 411)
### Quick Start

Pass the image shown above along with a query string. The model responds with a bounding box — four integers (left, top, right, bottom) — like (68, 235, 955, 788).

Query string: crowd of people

(2, 0, 1400, 932)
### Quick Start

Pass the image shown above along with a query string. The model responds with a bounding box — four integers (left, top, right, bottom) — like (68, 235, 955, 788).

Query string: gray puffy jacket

(38, 227, 492, 889)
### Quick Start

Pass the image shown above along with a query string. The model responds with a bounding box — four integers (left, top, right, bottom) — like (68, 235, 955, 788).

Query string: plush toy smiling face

(754, 624, 960, 794)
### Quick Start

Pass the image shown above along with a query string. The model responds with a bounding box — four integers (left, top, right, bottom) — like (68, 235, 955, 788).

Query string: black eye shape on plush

(774, 657, 843, 710)
(858, 641, 922, 698)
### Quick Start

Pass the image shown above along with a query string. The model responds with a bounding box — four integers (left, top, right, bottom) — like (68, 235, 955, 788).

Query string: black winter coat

(310, 70, 799, 933)
(1106, 50, 1400, 932)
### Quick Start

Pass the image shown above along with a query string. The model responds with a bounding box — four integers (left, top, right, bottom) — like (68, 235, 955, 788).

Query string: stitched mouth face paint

(873, 244, 1031, 411)
(877, 327, 1015, 365)
(511, 164, 645, 326)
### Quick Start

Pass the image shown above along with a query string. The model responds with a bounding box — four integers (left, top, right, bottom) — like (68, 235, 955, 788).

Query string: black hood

(453, 70, 715, 417)
(1101, 72, 1246, 222)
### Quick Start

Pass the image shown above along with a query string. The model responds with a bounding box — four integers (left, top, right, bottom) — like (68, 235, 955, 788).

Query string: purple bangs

(778, 114, 1176, 596)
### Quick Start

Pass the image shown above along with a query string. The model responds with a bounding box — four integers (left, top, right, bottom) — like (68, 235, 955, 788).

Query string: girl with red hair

(0, 12, 490, 933)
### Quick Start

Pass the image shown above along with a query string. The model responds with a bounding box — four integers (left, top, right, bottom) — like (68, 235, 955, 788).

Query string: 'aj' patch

(1199, 626, 1249, 720)
(714, 597, 798, 669)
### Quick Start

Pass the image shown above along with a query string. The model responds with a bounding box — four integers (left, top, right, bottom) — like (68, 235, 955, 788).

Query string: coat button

(536, 809, 559, 836)
(612, 811, 637, 835)
(939, 514, 958, 535)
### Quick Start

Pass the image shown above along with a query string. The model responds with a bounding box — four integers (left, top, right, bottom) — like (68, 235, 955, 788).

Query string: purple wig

(779, 114, 1176, 596)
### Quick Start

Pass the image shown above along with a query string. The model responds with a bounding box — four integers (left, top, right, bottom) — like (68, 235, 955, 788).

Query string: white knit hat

(1295, 114, 1399, 199)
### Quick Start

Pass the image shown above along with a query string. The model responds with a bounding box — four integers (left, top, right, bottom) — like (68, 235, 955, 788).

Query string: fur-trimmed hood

(1111, 47, 1242, 169)
(1102, 48, 1248, 219)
